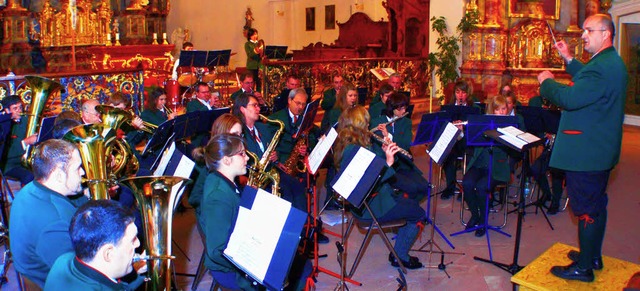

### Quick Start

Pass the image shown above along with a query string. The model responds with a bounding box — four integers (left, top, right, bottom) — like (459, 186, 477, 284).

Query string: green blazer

(186, 99, 210, 113)
(201, 171, 254, 290)
(321, 88, 338, 110)
(370, 115, 417, 173)
(540, 47, 627, 171)
(9, 181, 89, 287)
(269, 108, 319, 164)
(0, 118, 27, 172)
(320, 107, 341, 133)
(245, 41, 261, 70)
(45, 252, 144, 291)
(140, 109, 167, 127)
(230, 88, 251, 104)
(368, 101, 385, 119)
(466, 146, 511, 183)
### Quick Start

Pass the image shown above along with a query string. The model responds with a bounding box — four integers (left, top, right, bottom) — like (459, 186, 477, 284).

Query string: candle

(162, 32, 167, 40)
(153, 33, 157, 39)
(107, 34, 111, 41)
(115, 33, 120, 40)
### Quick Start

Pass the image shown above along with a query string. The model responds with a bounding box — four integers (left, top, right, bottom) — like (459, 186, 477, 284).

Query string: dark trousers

(249, 69, 261, 91)
(442, 141, 466, 196)
(462, 167, 500, 224)
(530, 150, 565, 207)
(565, 170, 610, 269)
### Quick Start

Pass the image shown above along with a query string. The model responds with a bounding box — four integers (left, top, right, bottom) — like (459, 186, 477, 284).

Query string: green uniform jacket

(201, 171, 254, 290)
(44, 252, 144, 291)
(339, 144, 397, 220)
(245, 41, 261, 70)
(186, 99, 209, 113)
(9, 181, 89, 287)
(140, 109, 167, 127)
(368, 101, 385, 119)
(321, 88, 337, 110)
(320, 107, 340, 133)
(540, 47, 627, 171)
(0, 118, 27, 172)
(466, 147, 511, 183)
(269, 109, 318, 164)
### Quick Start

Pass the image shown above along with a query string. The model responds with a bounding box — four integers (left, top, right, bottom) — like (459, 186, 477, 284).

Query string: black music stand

(205, 49, 231, 68)
(36, 116, 56, 143)
(440, 105, 481, 122)
(293, 100, 319, 139)
(264, 46, 288, 60)
(473, 128, 543, 277)
(450, 115, 518, 260)
(357, 87, 368, 106)
(142, 119, 176, 157)
(178, 50, 196, 68)
(411, 112, 465, 278)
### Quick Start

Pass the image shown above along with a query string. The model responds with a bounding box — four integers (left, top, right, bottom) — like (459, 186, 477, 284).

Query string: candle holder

(152, 33, 158, 45)
(106, 34, 112, 46)
(115, 33, 121, 46)
(162, 32, 169, 45)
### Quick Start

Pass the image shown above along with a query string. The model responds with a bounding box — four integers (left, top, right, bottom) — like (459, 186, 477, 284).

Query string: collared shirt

(197, 98, 212, 110)
(248, 126, 264, 152)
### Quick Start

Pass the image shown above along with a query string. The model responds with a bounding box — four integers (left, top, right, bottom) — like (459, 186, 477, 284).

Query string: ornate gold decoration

(39, 0, 112, 47)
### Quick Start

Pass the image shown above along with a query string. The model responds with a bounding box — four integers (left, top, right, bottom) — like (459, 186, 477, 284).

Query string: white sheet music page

(308, 128, 338, 175)
(153, 142, 176, 176)
(224, 188, 290, 283)
(332, 147, 376, 200)
(428, 122, 460, 164)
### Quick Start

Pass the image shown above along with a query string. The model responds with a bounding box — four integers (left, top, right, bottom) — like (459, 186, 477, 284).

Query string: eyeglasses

(246, 103, 260, 108)
(583, 28, 606, 34)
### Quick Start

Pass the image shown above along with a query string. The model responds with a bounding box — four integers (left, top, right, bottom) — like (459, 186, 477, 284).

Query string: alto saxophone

(279, 128, 311, 176)
(246, 114, 284, 197)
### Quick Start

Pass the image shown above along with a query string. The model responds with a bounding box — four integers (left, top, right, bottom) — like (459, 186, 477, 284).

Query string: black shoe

(568, 250, 603, 270)
(316, 233, 330, 244)
(547, 205, 559, 215)
(465, 217, 480, 230)
(441, 191, 453, 200)
(550, 262, 594, 282)
(389, 254, 422, 269)
(474, 228, 486, 237)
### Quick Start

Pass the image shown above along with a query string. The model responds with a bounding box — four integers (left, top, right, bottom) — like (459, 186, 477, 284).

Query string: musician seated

(320, 83, 358, 133)
(371, 73, 403, 104)
(371, 92, 429, 201)
(0, 95, 37, 186)
(320, 73, 344, 111)
(107, 92, 147, 146)
(333, 106, 425, 269)
(367, 83, 394, 119)
(230, 71, 263, 105)
(81, 99, 102, 125)
(172, 41, 194, 81)
(44, 200, 147, 290)
(140, 87, 177, 127)
(187, 82, 215, 112)
(441, 80, 482, 201)
(461, 96, 522, 237)
(273, 75, 301, 113)
(9, 139, 89, 288)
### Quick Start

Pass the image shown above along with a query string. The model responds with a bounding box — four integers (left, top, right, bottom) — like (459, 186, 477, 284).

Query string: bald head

(582, 14, 614, 55)
(81, 99, 101, 124)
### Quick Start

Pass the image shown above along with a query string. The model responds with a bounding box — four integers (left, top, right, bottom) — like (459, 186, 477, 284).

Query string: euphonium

(246, 114, 284, 197)
(120, 176, 189, 291)
(63, 124, 116, 200)
(97, 105, 155, 134)
(95, 105, 142, 178)
(254, 39, 265, 55)
(21, 75, 64, 167)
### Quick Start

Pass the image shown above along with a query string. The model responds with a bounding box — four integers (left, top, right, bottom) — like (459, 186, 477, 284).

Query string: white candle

(162, 32, 167, 40)
(107, 34, 111, 41)
(115, 33, 120, 40)
(153, 33, 157, 39)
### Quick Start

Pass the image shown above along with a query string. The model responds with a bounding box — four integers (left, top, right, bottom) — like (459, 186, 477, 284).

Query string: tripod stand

(413, 159, 464, 279)
(473, 140, 541, 277)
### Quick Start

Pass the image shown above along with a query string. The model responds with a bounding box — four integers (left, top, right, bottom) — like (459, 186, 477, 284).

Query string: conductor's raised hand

(554, 40, 572, 62)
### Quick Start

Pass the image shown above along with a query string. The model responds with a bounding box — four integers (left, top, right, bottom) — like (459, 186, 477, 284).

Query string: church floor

(2, 125, 639, 290)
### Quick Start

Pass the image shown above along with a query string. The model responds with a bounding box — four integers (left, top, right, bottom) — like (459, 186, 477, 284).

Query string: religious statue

(244, 7, 254, 30)
(28, 18, 42, 43)
(112, 18, 119, 34)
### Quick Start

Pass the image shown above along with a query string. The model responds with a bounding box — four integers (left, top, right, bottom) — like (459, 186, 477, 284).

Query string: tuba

(21, 76, 64, 167)
(120, 176, 189, 291)
(246, 114, 283, 197)
(63, 124, 116, 200)
(96, 105, 146, 178)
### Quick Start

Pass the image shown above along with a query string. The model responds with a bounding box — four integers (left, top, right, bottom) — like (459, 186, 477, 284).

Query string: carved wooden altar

(459, 0, 610, 104)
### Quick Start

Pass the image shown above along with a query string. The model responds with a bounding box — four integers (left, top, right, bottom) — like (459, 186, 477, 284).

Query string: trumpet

(163, 105, 173, 116)
(369, 112, 408, 132)
(370, 132, 413, 160)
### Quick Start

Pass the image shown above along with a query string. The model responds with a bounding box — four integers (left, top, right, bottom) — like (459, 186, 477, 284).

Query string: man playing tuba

(1, 95, 37, 186)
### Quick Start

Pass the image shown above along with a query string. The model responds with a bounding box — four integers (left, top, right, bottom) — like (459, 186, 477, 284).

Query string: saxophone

(246, 114, 284, 197)
(279, 130, 310, 176)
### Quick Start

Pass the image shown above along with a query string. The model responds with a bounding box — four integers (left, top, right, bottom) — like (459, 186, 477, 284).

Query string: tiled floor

(2, 125, 639, 290)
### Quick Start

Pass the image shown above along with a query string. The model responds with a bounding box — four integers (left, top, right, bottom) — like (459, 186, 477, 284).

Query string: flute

(452, 121, 468, 126)
(370, 132, 413, 159)
(369, 112, 409, 132)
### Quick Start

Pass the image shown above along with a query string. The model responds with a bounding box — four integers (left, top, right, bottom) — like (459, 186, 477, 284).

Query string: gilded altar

(38, 0, 113, 47)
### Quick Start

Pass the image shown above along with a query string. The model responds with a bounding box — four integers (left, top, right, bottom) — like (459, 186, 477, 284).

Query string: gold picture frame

(508, 0, 560, 20)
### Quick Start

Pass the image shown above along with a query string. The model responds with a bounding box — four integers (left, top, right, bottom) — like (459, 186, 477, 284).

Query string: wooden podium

(511, 242, 640, 290)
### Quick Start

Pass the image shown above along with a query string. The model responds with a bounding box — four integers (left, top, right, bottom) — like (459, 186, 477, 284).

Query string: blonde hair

(486, 95, 507, 114)
(333, 105, 371, 170)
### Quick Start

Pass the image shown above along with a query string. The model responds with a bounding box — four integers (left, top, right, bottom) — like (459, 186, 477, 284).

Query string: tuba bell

(63, 124, 116, 200)
(21, 75, 64, 167)
(120, 176, 189, 291)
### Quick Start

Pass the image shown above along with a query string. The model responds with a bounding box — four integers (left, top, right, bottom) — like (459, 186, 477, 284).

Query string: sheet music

(498, 126, 541, 144)
(169, 153, 195, 210)
(499, 134, 528, 149)
(153, 142, 176, 176)
(308, 128, 337, 175)
(224, 189, 291, 283)
(332, 147, 376, 200)
(428, 122, 460, 164)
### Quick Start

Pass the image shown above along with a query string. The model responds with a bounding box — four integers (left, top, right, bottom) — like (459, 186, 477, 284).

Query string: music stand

(440, 105, 481, 123)
(264, 46, 288, 60)
(142, 119, 175, 157)
(473, 129, 543, 276)
(178, 50, 196, 69)
(36, 116, 56, 143)
(357, 87, 368, 106)
(411, 112, 465, 278)
(450, 115, 518, 260)
(205, 49, 231, 68)
(294, 100, 319, 139)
